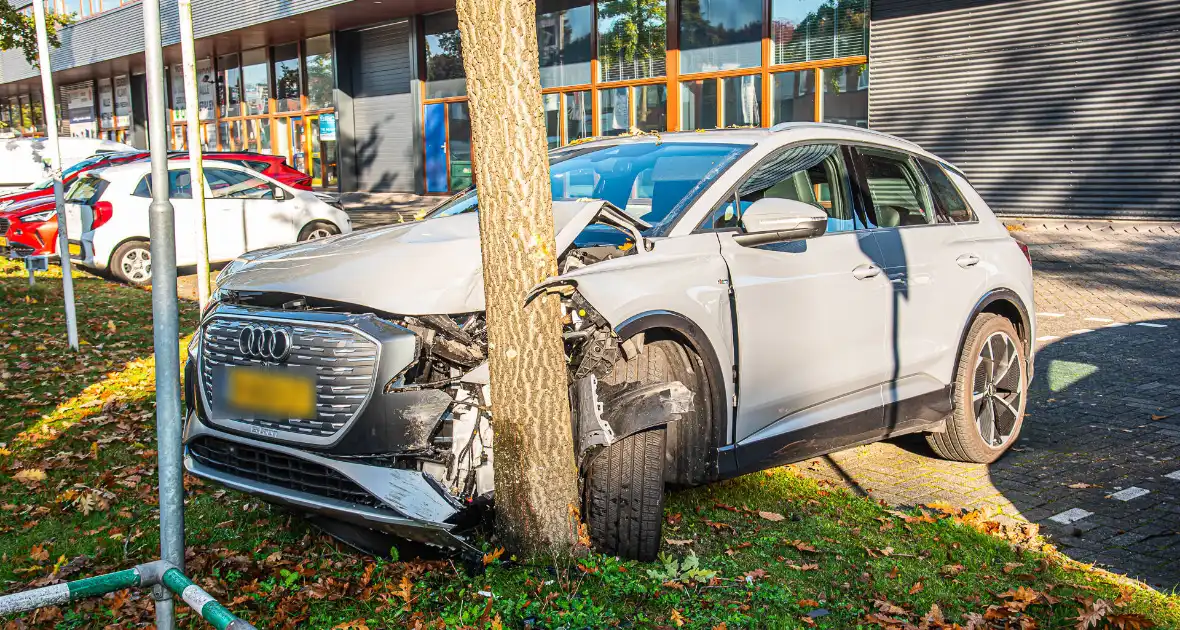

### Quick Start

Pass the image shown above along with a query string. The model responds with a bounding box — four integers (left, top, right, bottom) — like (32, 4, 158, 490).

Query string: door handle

(852, 264, 881, 280)
(956, 254, 980, 268)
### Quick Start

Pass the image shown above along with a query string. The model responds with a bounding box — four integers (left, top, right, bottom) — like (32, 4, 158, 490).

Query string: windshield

(29, 154, 107, 191)
(427, 141, 748, 231)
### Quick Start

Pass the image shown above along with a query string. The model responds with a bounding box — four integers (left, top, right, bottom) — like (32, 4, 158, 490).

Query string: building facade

(2, 0, 1178, 219)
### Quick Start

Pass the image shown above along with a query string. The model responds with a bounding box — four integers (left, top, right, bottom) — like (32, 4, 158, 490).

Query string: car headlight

(19, 209, 56, 223)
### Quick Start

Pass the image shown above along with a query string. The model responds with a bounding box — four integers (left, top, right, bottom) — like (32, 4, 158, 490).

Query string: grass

(0, 258, 1177, 629)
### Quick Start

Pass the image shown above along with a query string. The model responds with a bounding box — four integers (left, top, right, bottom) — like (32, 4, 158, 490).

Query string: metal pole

(178, 0, 211, 310)
(142, 0, 184, 627)
(32, 0, 79, 352)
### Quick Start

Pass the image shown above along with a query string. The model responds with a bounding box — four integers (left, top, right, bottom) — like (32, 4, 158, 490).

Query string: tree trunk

(455, 0, 581, 555)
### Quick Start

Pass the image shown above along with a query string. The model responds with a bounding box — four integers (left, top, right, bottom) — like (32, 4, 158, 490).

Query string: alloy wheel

(306, 227, 333, 240)
(122, 248, 152, 283)
(972, 331, 1023, 448)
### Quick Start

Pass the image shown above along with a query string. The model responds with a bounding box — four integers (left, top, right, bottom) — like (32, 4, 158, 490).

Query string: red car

(169, 152, 313, 190)
(0, 198, 59, 258)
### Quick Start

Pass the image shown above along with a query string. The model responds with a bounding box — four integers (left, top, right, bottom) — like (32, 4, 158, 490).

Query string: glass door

(286, 116, 306, 173)
(306, 115, 323, 188)
(424, 102, 473, 194)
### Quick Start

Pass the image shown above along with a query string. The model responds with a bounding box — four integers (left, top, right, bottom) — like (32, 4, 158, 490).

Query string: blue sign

(319, 113, 337, 142)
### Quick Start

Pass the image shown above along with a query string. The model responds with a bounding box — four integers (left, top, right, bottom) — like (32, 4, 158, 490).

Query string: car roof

(88, 159, 262, 180)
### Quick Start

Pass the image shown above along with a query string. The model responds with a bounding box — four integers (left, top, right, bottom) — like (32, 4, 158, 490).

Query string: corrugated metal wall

(345, 22, 417, 192)
(870, 0, 1180, 218)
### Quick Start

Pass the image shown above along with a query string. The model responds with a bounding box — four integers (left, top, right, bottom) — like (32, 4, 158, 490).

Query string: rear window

(918, 159, 975, 223)
(65, 176, 107, 205)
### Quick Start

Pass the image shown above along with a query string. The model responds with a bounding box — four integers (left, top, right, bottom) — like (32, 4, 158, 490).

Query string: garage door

(349, 21, 417, 192)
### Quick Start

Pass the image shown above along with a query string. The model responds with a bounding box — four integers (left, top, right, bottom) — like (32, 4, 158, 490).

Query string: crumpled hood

(218, 199, 620, 315)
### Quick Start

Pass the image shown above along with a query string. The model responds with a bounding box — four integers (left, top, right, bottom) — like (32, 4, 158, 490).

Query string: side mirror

(735, 197, 827, 247)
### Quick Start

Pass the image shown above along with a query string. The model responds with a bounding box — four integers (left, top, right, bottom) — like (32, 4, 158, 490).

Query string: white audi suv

(183, 124, 1035, 560)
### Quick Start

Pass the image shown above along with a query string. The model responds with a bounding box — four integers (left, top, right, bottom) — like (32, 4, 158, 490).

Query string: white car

(64, 159, 352, 285)
(0, 137, 136, 193)
(186, 124, 1035, 559)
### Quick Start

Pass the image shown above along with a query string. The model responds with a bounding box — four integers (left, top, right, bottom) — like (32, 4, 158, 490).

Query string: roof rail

(768, 121, 925, 152)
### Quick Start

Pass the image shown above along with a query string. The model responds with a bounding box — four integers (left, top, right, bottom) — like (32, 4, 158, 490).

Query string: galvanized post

(32, 0, 79, 352)
(142, 0, 185, 627)
(178, 0, 211, 310)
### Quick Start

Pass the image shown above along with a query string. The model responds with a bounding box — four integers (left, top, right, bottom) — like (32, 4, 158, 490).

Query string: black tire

(110, 239, 152, 286)
(584, 428, 666, 562)
(298, 221, 340, 241)
(927, 313, 1028, 463)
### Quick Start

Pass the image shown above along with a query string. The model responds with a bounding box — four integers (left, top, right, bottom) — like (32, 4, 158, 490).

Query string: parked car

(0, 199, 59, 258)
(0, 151, 150, 212)
(1, 137, 136, 193)
(184, 124, 1035, 560)
(169, 152, 314, 191)
(64, 159, 351, 285)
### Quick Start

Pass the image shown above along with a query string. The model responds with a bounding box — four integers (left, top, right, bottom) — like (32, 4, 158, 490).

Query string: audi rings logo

(238, 324, 293, 361)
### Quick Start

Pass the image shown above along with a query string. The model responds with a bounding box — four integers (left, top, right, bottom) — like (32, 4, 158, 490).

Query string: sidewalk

(1005, 217, 1180, 270)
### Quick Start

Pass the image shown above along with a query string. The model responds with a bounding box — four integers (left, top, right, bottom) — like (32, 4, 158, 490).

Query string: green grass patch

(0, 259, 1177, 629)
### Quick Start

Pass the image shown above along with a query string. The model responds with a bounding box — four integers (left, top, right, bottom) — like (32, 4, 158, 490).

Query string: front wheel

(928, 313, 1027, 463)
(298, 221, 340, 241)
(583, 428, 666, 562)
(110, 240, 152, 286)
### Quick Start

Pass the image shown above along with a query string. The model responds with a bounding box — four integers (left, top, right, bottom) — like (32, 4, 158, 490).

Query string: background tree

(454, 0, 581, 555)
(0, 0, 71, 66)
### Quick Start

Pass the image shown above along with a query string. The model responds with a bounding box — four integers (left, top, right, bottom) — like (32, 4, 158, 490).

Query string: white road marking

(1085, 317, 1114, 323)
(1136, 322, 1168, 328)
(1068, 329, 1094, 335)
(1038, 312, 1065, 318)
(1164, 470, 1180, 481)
(1036, 335, 1060, 342)
(1105, 322, 1128, 328)
(1109, 487, 1150, 501)
(1049, 508, 1093, 524)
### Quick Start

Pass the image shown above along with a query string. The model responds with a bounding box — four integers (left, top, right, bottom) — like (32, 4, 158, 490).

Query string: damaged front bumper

(183, 412, 482, 554)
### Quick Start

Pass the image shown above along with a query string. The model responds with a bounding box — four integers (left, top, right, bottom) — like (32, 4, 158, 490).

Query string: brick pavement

(793, 221, 1180, 591)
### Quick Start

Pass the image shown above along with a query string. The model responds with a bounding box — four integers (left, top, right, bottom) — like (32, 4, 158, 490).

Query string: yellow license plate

(225, 367, 316, 418)
(0, 236, 7, 247)
(68, 242, 81, 256)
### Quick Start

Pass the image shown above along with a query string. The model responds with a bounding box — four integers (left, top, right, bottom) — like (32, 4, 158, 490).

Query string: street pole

(143, 0, 185, 626)
(32, 0, 79, 352)
(178, 0, 211, 310)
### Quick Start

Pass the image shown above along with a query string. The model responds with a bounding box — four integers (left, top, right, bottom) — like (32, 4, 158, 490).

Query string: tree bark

(455, 0, 581, 555)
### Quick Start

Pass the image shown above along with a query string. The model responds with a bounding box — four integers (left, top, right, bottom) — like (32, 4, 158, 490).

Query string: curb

(1002, 217, 1180, 235)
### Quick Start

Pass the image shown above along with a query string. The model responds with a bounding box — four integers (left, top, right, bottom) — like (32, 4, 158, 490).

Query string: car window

(703, 144, 864, 233)
(206, 168, 275, 200)
(65, 176, 106, 204)
(855, 147, 936, 227)
(131, 170, 193, 199)
(917, 158, 975, 223)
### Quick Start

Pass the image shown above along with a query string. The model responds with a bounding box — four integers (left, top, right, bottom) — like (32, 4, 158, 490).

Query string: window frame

(846, 144, 947, 230)
(916, 157, 978, 224)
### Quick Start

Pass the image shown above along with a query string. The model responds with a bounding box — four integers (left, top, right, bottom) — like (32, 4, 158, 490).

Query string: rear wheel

(298, 221, 340, 241)
(111, 240, 152, 286)
(928, 314, 1027, 463)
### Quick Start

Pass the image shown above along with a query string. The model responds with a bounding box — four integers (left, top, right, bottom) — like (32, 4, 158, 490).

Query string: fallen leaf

(13, 469, 47, 486)
(758, 510, 785, 522)
(909, 581, 923, 595)
(665, 538, 693, 546)
(670, 608, 686, 627)
(787, 563, 818, 571)
(873, 600, 906, 615)
(1068, 483, 1098, 489)
(1075, 598, 1111, 629)
(483, 547, 505, 566)
(1150, 414, 1170, 421)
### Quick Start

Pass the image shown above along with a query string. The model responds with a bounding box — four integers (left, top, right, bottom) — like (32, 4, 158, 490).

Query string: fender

(614, 310, 730, 460)
(956, 288, 1034, 384)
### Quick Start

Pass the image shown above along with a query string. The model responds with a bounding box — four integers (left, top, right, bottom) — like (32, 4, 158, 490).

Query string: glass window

(272, 43, 301, 113)
(565, 91, 592, 143)
(206, 168, 275, 199)
(855, 147, 936, 227)
(597, 0, 666, 82)
(770, 70, 815, 124)
(772, 0, 867, 64)
(66, 175, 106, 203)
(681, 79, 718, 131)
(544, 93, 561, 149)
(635, 85, 667, 132)
(448, 102, 473, 191)
(600, 86, 630, 136)
(722, 75, 761, 127)
(707, 144, 858, 231)
(432, 142, 748, 230)
(218, 54, 241, 116)
(305, 35, 334, 110)
(918, 159, 974, 223)
(822, 63, 867, 127)
(679, 0, 763, 74)
(241, 48, 269, 116)
(169, 66, 186, 122)
(424, 12, 467, 99)
(129, 171, 192, 200)
(537, 0, 593, 88)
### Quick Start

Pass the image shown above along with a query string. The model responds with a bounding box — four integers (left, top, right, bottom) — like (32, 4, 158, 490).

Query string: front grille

(10, 244, 33, 258)
(0, 218, 10, 235)
(189, 437, 386, 510)
(200, 316, 379, 438)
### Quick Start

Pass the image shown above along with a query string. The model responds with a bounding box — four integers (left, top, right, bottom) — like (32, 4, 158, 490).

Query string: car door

(206, 167, 296, 252)
(848, 146, 982, 433)
(713, 143, 893, 458)
(164, 169, 198, 266)
(202, 167, 252, 259)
